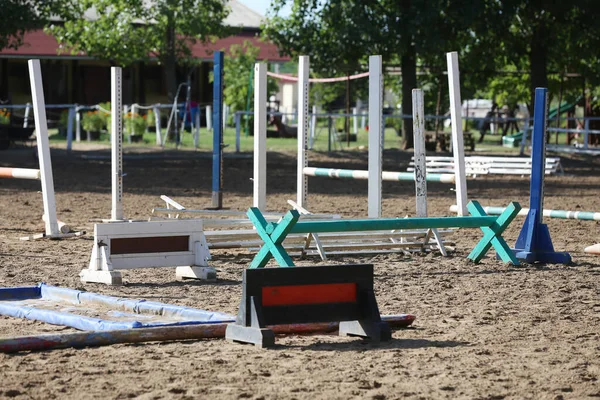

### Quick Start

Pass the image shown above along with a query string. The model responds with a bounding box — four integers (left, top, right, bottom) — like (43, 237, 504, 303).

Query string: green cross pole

(247, 200, 522, 268)
(247, 208, 300, 268)
(467, 201, 521, 264)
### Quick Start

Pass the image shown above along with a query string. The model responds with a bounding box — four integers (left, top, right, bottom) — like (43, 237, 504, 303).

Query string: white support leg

(446, 52, 468, 216)
(111, 67, 124, 221)
(368, 55, 383, 219)
(309, 105, 317, 149)
(412, 89, 447, 256)
(253, 63, 267, 211)
(352, 107, 358, 134)
(206, 105, 212, 130)
(297, 56, 310, 208)
(176, 239, 216, 281)
(75, 106, 81, 142)
(81, 241, 123, 285)
(28, 60, 59, 237)
(194, 106, 200, 148)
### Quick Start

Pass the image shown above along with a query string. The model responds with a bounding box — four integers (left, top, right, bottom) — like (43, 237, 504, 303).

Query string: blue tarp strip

(0, 284, 235, 331)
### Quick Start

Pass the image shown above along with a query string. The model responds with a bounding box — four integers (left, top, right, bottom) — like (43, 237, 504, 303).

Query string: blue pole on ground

(212, 51, 224, 209)
(512, 87, 571, 264)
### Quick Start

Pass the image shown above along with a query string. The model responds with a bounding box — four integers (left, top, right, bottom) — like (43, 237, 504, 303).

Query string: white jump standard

(80, 219, 214, 285)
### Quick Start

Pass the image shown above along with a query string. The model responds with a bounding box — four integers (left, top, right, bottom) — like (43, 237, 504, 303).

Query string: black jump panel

(225, 264, 391, 348)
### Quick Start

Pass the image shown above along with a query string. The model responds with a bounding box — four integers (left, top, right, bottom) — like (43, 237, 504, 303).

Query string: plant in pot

(145, 109, 156, 133)
(58, 110, 69, 136)
(81, 111, 104, 140)
(125, 112, 146, 142)
(0, 108, 10, 125)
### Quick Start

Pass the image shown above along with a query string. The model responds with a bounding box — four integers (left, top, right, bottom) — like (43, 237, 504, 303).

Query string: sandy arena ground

(0, 144, 599, 399)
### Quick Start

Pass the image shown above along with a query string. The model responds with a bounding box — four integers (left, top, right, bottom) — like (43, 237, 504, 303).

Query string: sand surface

(0, 144, 599, 399)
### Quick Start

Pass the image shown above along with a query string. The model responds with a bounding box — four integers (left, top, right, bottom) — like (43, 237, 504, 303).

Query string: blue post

(212, 51, 224, 209)
(512, 88, 571, 264)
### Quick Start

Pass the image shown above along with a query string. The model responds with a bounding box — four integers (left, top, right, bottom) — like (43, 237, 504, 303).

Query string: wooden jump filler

(512, 88, 571, 264)
(80, 220, 214, 285)
(246, 200, 522, 269)
(225, 264, 391, 348)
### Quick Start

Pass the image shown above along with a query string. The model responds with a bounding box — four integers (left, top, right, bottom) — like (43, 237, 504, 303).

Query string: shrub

(97, 102, 111, 129)
(145, 109, 155, 127)
(81, 111, 104, 132)
(0, 109, 10, 125)
(125, 112, 146, 136)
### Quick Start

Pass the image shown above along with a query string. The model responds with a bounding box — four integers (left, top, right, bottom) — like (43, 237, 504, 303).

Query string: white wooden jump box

(80, 220, 214, 285)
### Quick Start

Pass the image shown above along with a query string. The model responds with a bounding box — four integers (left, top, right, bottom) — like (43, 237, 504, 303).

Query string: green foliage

(48, 0, 231, 67)
(81, 111, 104, 132)
(0, 1, 64, 51)
(222, 41, 278, 113)
(145, 109, 156, 127)
(0, 108, 10, 125)
(125, 112, 146, 136)
(58, 110, 69, 128)
(97, 102, 111, 128)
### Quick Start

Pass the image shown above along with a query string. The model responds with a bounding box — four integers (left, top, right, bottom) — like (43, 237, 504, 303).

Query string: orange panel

(262, 283, 357, 306)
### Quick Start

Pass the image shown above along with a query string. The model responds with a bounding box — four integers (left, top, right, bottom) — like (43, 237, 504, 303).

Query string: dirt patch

(0, 145, 599, 399)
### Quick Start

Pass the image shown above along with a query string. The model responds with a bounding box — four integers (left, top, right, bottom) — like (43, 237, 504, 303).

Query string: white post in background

(111, 67, 124, 221)
(253, 63, 267, 211)
(23, 102, 31, 128)
(352, 107, 358, 134)
(297, 56, 310, 208)
(28, 60, 59, 237)
(222, 105, 228, 131)
(206, 105, 212, 130)
(309, 105, 317, 149)
(446, 51, 468, 216)
(75, 106, 81, 142)
(123, 105, 129, 136)
(154, 106, 162, 146)
(361, 109, 366, 130)
(519, 117, 530, 156)
(413, 88, 447, 255)
(368, 55, 383, 219)
(66, 106, 75, 152)
(194, 106, 200, 149)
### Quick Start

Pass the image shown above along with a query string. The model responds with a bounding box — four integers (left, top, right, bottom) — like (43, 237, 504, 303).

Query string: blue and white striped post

(212, 51, 224, 209)
(513, 87, 571, 264)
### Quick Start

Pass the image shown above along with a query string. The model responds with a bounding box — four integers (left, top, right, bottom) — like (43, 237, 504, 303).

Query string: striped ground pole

(450, 205, 600, 221)
(303, 167, 456, 184)
(0, 167, 41, 180)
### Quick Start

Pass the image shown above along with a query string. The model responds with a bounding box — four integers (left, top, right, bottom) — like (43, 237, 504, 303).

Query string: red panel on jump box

(261, 283, 357, 306)
(111, 236, 190, 255)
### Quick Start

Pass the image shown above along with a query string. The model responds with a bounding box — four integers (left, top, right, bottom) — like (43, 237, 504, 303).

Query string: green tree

(263, 0, 485, 149)
(48, 0, 231, 102)
(223, 41, 278, 115)
(0, 0, 65, 51)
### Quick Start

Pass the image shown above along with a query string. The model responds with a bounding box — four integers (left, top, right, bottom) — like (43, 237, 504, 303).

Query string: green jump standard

(247, 200, 522, 268)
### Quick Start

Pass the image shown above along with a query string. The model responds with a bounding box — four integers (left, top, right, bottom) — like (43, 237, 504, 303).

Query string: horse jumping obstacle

(0, 60, 80, 240)
(80, 219, 214, 285)
(246, 200, 522, 268)
(450, 205, 600, 221)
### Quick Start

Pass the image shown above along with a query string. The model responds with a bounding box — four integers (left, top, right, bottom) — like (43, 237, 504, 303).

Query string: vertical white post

(297, 56, 310, 208)
(352, 107, 358, 134)
(154, 106, 162, 146)
(206, 105, 212, 130)
(446, 51, 468, 216)
(309, 105, 317, 149)
(75, 106, 81, 142)
(222, 105, 228, 131)
(253, 63, 267, 211)
(111, 67, 124, 221)
(412, 89, 428, 218)
(23, 103, 31, 128)
(28, 60, 59, 237)
(368, 55, 383, 219)
(66, 106, 74, 152)
(361, 110, 366, 130)
(519, 117, 530, 156)
(194, 106, 200, 148)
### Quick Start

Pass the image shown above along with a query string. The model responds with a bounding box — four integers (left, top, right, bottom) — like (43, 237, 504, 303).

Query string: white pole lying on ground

(253, 63, 267, 211)
(446, 51, 468, 216)
(28, 60, 59, 237)
(368, 55, 383, 219)
(0, 167, 40, 180)
(111, 67, 124, 221)
(297, 55, 310, 208)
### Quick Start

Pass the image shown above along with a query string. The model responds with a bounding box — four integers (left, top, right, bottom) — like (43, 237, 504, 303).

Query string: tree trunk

(529, 23, 548, 117)
(401, 45, 417, 149)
